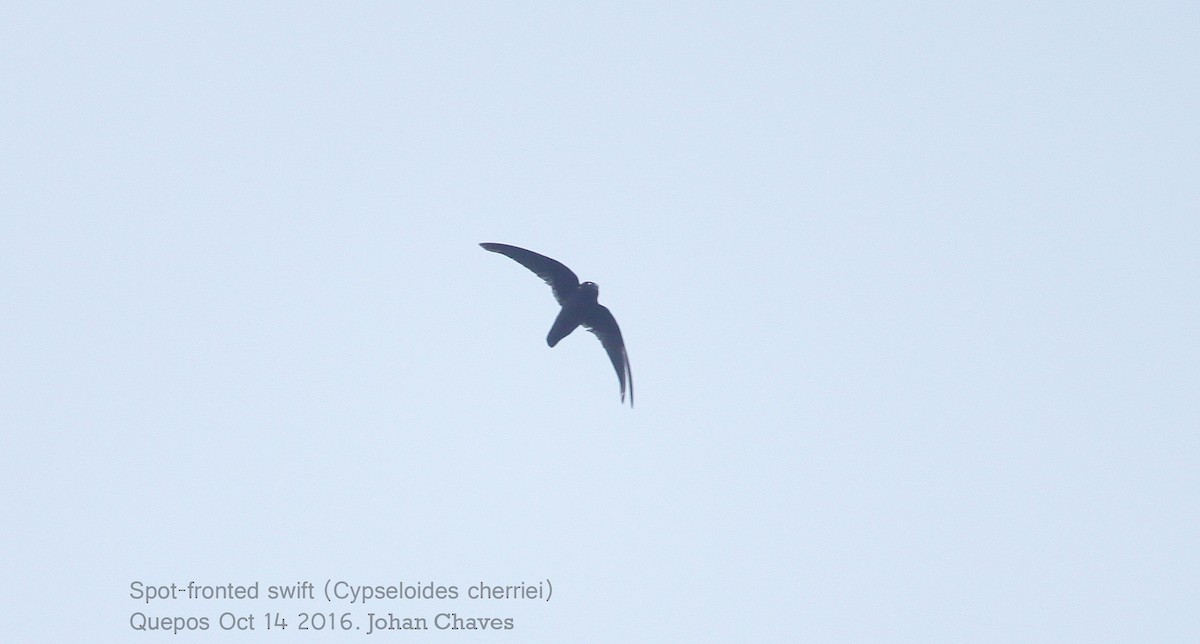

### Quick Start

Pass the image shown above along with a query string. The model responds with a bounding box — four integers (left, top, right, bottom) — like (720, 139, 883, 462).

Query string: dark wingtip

(625, 358, 634, 408)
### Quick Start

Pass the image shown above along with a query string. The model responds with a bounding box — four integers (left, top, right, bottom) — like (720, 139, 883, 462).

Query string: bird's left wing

(480, 243, 580, 305)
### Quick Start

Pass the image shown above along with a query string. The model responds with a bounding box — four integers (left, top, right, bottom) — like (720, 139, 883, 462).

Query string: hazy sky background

(3, 3, 1196, 641)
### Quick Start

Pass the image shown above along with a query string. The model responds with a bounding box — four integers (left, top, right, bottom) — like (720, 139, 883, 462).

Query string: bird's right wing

(581, 304, 634, 407)
(480, 243, 580, 305)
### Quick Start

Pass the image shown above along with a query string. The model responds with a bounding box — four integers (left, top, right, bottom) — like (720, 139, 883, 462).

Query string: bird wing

(581, 304, 634, 407)
(480, 243, 580, 305)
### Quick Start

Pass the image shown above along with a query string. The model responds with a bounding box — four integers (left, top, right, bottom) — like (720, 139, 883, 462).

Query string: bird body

(547, 281, 597, 347)
(480, 243, 633, 407)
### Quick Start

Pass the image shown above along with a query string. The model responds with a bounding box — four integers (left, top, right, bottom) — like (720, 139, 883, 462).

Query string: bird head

(580, 281, 599, 298)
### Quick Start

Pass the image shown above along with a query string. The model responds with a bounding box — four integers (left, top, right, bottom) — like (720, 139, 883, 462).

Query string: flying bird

(480, 242, 633, 407)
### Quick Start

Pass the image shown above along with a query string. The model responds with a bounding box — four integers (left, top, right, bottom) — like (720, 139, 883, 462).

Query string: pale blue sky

(3, 3, 1197, 641)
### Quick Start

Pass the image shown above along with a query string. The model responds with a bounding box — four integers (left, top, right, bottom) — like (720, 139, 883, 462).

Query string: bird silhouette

(480, 242, 633, 407)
